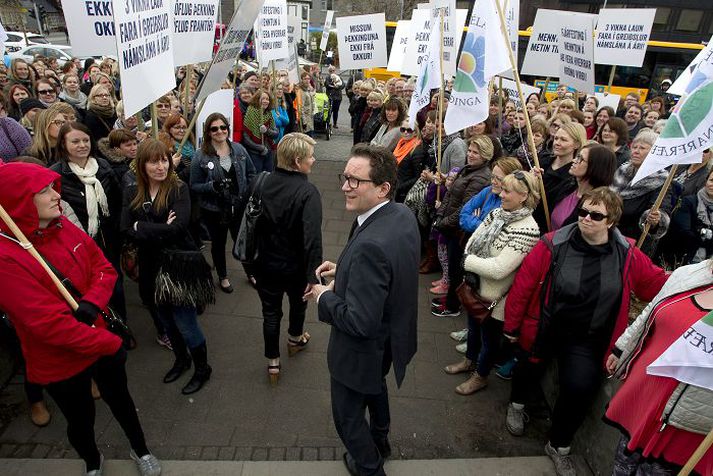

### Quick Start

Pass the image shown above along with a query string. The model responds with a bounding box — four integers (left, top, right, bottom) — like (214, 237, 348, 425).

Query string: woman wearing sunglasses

(191, 112, 256, 293)
(393, 121, 422, 203)
(502, 187, 666, 473)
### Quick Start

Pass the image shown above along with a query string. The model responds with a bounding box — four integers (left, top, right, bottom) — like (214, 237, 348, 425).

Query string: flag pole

(607, 65, 616, 93)
(497, 76, 503, 137)
(151, 102, 159, 139)
(178, 98, 207, 151)
(0, 204, 78, 310)
(183, 64, 193, 117)
(494, 0, 551, 230)
(541, 76, 550, 103)
(635, 164, 678, 249)
(680, 427, 713, 475)
(435, 7, 446, 202)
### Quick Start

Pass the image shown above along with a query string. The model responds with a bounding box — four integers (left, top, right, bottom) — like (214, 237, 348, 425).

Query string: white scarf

(67, 157, 110, 237)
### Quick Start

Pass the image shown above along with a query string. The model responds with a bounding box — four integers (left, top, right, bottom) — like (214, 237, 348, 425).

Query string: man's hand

(304, 281, 334, 301)
(315, 261, 337, 280)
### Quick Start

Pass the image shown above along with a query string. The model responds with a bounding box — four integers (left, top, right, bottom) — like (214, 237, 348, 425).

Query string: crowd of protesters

(0, 47, 710, 476)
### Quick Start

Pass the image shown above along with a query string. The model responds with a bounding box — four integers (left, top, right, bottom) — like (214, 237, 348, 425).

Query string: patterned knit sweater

(463, 210, 540, 321)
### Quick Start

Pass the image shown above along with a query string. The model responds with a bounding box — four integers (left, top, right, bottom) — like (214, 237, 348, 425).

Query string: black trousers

(510, 342, 603, 448)
(331, 99, 342, 125)
(330, 347, 392, 476)
(255, 273, 307, 359)
(45, 348, 149, 470)
(202, 209, 240, 280)
(445, 234, 465, 310)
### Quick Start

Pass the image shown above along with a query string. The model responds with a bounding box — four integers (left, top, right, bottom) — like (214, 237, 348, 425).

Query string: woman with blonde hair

(24, 108, 66, 165)
(356, 90, 384, 144)
(84, 84, 117, 141)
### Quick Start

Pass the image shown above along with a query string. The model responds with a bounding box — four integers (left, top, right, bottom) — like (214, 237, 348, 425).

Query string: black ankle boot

(163, 354, 191, 383)
(182, 342, 212, 395)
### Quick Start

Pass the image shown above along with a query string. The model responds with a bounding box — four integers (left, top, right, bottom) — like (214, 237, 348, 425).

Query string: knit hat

(19, 98, 46, 116)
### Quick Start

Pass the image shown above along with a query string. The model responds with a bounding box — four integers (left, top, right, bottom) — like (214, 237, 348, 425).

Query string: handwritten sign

(172, 0, 220, 66)
(387, 20, 410, 72)
(496, 77, 541, 107)
(275, 14, 301, 83)
(320, 10, 333, 51)
(254, 0, 289, 63)
(336, 13, 387, 70)
(62, 0, 117, 56)
(594, 9, 656, 67)
(112, 0, 175, 117)
(402, 8, 466, 77)
(557, 13, 595, 94)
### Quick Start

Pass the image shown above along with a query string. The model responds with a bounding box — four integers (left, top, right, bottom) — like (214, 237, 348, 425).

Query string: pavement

(0, 103, 592, 474)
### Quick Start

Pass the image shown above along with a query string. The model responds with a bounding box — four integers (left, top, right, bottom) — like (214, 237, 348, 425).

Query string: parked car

(9, 44, 74, 66)
(4, 31, 49, 52)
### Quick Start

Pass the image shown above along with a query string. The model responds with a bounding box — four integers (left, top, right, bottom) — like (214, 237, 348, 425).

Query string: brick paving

(0, 103, 554, 464)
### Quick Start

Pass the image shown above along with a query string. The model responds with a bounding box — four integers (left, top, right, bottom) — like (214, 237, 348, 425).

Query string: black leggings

(256, 274, 307, 359)
(45, 348, 149, 471)
(510, 342, 602, 448)
(202, 209, 240, 280)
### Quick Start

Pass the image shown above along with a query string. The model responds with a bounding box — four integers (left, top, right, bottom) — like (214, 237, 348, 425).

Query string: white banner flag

(255, 0, 290, 63)
(112, 0, 176, 117)
(196, 0, 264, 103)
(276, 15, 301, 84)
(497, 0, 519, 78)
(408, 20, 442, 129)
(444, 0, 506, 134)
(61, 0, 117, 56)
(171, 0, 220, 66)
(320, 10, 334, 51)
(431, 0, 457, 77)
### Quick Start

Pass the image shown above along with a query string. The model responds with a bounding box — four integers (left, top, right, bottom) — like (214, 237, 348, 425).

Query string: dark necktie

(348, 219, 359, 240)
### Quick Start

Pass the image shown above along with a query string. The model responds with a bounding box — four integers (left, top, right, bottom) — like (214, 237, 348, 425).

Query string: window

(676, 9, 702, 32)
(652, 7, 671, 32)
(302, 5, 308, 20)
(6, 34, 21, 42)
(25, 47, 44, 56)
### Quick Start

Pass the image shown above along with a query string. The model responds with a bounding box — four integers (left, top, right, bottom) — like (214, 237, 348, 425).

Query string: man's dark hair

(351, 143, 397, 199)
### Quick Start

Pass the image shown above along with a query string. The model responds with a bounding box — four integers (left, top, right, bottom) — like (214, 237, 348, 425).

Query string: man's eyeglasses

(577, 207, 608, 222)
(339, 173, 373, 190)
(400, 127, 414, 134)
(37, 89, 55, 95)
(209, 125, 228, 132)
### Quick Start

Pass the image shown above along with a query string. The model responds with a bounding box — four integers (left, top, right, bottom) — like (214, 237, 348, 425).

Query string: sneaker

(449, 328, 468, 342)
(506, 402, 528, 436)
(455, 342, 467, 354)
(130, 450, 162, 476)
(156, 334, 173, 351)
(431, 304, 461, 317)
(431, 296, 446, 308)
(429, 283, 449, 295)
(496, 358, 518, 380)
(544, 442, 577, 476)
(85, 454, 104, 476)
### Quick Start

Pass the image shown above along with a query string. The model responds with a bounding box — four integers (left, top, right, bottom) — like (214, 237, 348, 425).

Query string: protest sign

(557, 13, 596, 94)
(521, 9, 596, 78)
(276, 14, 301, 83)
(336, 13, 388, 70)
(497, 77, 541, 108)
(387, 20, 410, 72)
(62, 0, 117, 56)
(172, 0, 220, 66)
(112, 0, 175, 117)
(320, 10, 334, 51)
(254, 0, 289, 63)
(196, 0, 264, 103)
(408, 19, 441, 129)
(497, 0, 519, 78)
(195, 89, 235, 146)
(402, 8, 466, 77)
(594, 9, 655, 67)
(593, 92, 621, 111)
(668, 45, 709, 97)
(430, 0, 457, 76)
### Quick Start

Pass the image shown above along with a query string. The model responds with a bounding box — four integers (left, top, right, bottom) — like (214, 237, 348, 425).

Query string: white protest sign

(171, 0, 220, 66)
(387, 20, 410, 72)
(61, 0, 117, 56)
(593, 93, 621, 111)
(431, 0, 457, 76)
(497, 0, 520, 78)
(558, 14, 596, 94)
(522, 10, 597, 78)
(0, 21, 7, 55)
(254, 0, 289, 63)
(112, 0, 175, 117)
(320, 10, 334, 50)
(402, 8, 466, 77)
(594, 9, 655, 67)
(196, 0, 264, 103)
(496, 77, 541, 107)
(336, 13, 388, 70)
(275, 14, 301, 83)
(195, 89, 234, 146)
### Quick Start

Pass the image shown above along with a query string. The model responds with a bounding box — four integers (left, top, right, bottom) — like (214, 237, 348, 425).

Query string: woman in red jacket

(0, 163, 161, 476)
(502, 187, 667, 474)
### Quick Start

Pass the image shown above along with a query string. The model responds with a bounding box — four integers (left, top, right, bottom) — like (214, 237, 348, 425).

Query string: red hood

(0, 163, 61, 237)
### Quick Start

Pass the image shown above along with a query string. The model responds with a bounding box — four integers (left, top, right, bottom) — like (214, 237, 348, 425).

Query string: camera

(700, 228, 713, 241)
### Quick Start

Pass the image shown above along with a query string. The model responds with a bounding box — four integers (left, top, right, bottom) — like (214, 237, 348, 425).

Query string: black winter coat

(395, 146, 427, 203)
(83, 109, 117, 141)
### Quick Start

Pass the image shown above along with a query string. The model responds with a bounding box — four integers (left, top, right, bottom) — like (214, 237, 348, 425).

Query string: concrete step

(2, 456, 565, 475)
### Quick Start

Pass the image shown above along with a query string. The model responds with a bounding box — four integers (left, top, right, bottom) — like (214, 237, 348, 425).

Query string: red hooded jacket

(0, 163, 121, 385)
(504, 224, 667, 368)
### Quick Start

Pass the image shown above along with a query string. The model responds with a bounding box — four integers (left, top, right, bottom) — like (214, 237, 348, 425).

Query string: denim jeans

(156, 305, 205, 350)
(475, 318, 503, 377)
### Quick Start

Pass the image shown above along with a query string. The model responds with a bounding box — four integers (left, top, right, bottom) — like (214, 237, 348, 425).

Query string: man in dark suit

(308, 144, 419, 476)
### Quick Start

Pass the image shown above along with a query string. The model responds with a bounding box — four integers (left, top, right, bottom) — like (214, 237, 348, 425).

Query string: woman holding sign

(605, 260, 713, 474)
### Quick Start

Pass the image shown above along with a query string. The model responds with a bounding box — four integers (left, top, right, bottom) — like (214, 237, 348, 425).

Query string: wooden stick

(183, 64, 193, 117)
(607, 65, 616, 93)
(134, 112, 144, 133)
(636, 164, 678, 249)
(178, 98, 206, 151)
(151, 102, 159, 139)
(497, 76, 503, 137)
(494, 0, 551, 231)
(435, 7, 445, 203)
(0, 204, 78, 310)
(541, 76, 550, 103)
(679, 426, 713, 475)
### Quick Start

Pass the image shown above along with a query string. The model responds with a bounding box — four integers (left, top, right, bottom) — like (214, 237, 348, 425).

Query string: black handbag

(154, 248, 215, 308)
(233, 171, 270, 264)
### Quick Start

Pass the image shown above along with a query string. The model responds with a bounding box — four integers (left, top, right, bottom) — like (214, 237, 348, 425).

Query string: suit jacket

(318, 201, 420, 395)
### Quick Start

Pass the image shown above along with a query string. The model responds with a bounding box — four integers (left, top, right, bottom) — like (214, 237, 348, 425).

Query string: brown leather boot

(419, 240, 440, 274)
(455, 372, 488, 395)
(30, 401, 51, 427)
